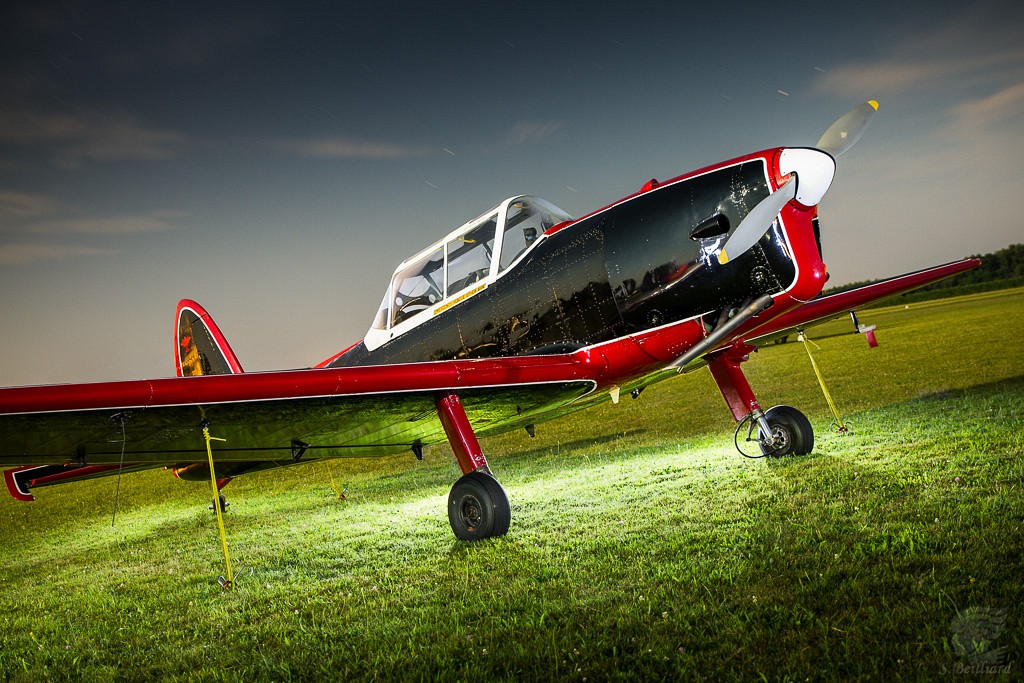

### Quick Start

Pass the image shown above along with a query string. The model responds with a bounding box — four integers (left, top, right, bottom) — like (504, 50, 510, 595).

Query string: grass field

(1, 288, 1022, 681)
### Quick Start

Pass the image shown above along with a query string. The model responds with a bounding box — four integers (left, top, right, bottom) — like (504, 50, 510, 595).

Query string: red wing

(741, 258, 981, 345)
(1, 355, 599, 482)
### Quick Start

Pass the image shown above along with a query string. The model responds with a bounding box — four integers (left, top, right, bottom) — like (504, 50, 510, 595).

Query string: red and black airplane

(1, 102, 979, 542)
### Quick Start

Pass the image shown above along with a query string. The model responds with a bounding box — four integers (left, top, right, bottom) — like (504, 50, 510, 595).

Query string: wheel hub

(769, 424, 791, 451)
(459, 496, 483, 531)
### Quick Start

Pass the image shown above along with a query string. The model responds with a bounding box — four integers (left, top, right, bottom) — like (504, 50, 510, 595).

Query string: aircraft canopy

(365, 196, 572, 348)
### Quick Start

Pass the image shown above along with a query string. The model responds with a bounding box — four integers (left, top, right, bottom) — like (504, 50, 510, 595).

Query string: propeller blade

(816, 100, 878, 157)
(717, 179, 797, 265)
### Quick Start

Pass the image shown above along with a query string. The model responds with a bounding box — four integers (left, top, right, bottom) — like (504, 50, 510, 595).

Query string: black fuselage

(333, 159, 796, 367)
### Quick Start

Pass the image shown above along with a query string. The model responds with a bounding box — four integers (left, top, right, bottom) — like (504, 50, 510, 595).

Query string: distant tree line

(822, 243, 1024, 304)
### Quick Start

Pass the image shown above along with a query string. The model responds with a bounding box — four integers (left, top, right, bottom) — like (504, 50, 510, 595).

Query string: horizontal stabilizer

(176, 300, 244, 377)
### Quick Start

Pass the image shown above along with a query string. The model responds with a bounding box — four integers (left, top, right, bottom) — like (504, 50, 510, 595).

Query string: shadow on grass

(904, 373, 1024, 404)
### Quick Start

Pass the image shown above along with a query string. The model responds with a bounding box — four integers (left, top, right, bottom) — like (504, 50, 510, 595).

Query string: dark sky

(2, 1, 1022, 384)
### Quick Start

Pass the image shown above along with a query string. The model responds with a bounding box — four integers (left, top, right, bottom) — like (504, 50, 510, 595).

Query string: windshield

(391, 246, 444, 327)
(499, 197, 572, 271)
(446, 215, 496, 296)
(368, 196, 573, 340)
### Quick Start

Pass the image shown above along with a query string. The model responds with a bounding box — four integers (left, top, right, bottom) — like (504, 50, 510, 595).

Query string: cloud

(59, 115, 186, 165)
(0, 243, 113, 266)
(0, 189, 185, 236)
(272, 136, 429, 160)
(29, 209, 186, 235)
(951, 81, 1024, 125)
(0, 194, 183, 264)
(815, 63, 949, 99)
(102, 13, 277, 72)
(160, 15, 276, 67)
(813, 4, 1024, 100)
(0, 106, 187, 166)
(506, 121, 564, 146)
(814, 48, 1024, 99)
(0, 190, 58, 219)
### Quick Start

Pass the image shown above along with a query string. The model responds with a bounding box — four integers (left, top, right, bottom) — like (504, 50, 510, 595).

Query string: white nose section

(779, 148, 836, 207)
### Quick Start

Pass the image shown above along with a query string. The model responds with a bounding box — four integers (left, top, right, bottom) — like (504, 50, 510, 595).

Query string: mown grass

(1, 288, 1022, 681)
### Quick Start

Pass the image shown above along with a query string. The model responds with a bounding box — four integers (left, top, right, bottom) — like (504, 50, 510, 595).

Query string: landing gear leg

(708, 343, 814, 458)
(435, 392, 511, 540)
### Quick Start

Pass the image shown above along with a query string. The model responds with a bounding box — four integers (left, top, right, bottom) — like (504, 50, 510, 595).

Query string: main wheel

(758, 405, 814, 457)
(448, 471, 511, 541)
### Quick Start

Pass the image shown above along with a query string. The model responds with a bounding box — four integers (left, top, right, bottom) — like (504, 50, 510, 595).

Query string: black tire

(448, 471, 511, 541)
(758, 405, 814, 457)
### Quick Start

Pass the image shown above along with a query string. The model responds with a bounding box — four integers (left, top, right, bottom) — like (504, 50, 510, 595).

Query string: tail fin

(175, 300, 244, 377)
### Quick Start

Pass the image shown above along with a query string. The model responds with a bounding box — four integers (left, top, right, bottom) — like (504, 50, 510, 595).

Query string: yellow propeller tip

(868, 99, 879, 110)
(717, 250, 729, 265)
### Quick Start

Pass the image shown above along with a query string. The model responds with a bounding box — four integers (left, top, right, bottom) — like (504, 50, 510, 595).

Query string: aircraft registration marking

(434, 283, 486, 315)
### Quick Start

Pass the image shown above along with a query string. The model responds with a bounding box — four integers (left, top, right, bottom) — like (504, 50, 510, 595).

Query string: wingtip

(717, 250, 729, 265)
(868, 99, 879, 110)
(4, 467, 37, 502)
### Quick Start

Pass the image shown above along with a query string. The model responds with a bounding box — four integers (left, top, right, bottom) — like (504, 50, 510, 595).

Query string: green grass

(2, 288, 1023, 681)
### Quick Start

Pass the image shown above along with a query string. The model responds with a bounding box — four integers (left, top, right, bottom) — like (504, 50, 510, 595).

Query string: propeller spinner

(716, 100, 878, 265)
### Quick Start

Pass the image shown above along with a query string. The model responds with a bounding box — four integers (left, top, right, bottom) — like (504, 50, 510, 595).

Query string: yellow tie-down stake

(201, 422, 233, 588)
(797, 330, 849, 434)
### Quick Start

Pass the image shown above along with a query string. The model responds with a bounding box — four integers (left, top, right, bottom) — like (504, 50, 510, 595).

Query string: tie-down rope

(202, 422, 233, 587)
(797, 330, 849, 434)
